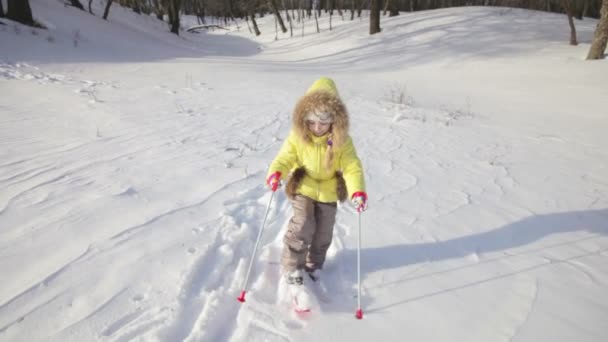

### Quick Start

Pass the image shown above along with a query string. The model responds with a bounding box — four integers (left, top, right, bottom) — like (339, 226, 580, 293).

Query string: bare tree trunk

(329, 0, 333, 29)
(587, 0, 608, 59)
(194, 0, 206, 24)
(274, 12, 279, 40)
(135, 0, 143, 14)
(0, 0, 5, 18)
(370, 0, 381, 34)
(269, 0, 288, 33)
(7, 0, 35, 26)
(152, 0, 164, 20)
(297, 0, 302, 22)
(222, 0, 235, 28)
(574, 0, 584, 19)
(249, 2, 261, 35)
(71, 0, 85, 10)
(171, 0, 182, 34)
(388, 0, 398, 16)
(301, 1, 306, 36)
(358, 0, 367, 17)
(164, 0, 181, 35)
(227, 0, 234, 20)
(582, 0, 590, 18)
(564, 0, 578, 45)
(314, 5, 320, 32)
(103, 0, 114, 20)
(282, 0, 293, 36)
(245, 15, 251, 32)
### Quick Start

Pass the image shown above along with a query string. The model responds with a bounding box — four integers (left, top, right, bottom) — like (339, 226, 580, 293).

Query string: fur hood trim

(292, 89, 349, 149)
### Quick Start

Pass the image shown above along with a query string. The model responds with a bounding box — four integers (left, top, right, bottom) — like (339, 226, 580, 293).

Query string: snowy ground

(1, 1, 608, 341)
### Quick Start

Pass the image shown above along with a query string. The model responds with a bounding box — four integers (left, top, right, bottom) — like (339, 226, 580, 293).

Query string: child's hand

(351, 191, 368, 212)
(266, 172, 282, 192)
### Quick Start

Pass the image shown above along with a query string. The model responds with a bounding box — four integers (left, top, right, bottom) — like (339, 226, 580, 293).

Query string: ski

(280, 270, 326, 316)
(290, 286, 314, 313)
(292, 295, 312, 314)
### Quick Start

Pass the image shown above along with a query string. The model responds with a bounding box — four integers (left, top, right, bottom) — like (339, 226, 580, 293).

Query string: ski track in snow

(156, 185, 310, 342)
(147, 89, 608, 341)
(154, 179, 363, 341)
(0, 65, 298, 340)
(1, 71, 606, 341)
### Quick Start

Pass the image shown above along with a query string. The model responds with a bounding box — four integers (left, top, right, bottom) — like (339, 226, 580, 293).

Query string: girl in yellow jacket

(266, 77, 367, 287)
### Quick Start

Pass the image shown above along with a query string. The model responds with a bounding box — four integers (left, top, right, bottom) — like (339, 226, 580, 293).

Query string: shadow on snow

(332, 208, 608, 313)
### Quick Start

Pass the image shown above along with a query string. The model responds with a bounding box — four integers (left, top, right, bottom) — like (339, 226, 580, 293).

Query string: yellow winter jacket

(268, 130, 365, 203)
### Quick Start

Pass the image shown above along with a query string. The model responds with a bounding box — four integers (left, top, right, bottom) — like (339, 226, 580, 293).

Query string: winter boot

(285, 269, 314, 312)
(286, 269, 305, 287)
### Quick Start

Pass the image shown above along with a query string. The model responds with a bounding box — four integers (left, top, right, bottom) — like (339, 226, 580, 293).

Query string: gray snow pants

(281, 195, 337, 272)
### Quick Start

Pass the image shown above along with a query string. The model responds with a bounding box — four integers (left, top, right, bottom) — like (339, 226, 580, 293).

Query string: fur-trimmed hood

(267, 78, 364, 203)
(292, 78, 349, 149)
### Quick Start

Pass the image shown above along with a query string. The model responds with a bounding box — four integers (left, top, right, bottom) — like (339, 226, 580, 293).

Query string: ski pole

(356, 211, 364, 319)
(237, 191, 275, 303)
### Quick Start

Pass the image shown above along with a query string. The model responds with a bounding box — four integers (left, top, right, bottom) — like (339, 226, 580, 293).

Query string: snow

(1, 1, 607, 341)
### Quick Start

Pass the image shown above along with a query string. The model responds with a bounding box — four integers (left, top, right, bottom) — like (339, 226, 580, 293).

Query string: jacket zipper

(317, 142, 321, 199)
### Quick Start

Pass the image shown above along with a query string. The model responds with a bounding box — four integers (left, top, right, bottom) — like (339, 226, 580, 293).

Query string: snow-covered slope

(1, 1, 607, 341)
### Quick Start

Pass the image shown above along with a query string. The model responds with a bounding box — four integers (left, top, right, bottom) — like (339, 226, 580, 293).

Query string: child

(266, 77, 367, 289)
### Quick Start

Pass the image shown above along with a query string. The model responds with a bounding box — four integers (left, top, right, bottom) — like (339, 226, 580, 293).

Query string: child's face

(307, 120, 331, 137)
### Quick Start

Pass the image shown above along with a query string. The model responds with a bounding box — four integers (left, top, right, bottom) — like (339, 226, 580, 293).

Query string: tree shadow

(259, 7, 599, 72)
(1, 1, 262, 64)
(6, 30, 262, 64)
(325, 208, 608, 314)
(358, 208, 608, 273)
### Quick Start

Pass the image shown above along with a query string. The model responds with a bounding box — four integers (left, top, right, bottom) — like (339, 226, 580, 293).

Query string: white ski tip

(293, 294, 313, 313)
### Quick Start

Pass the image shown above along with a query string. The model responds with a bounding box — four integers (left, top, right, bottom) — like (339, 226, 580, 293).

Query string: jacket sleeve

(339, 137, 366, 198)
(268, 132, 299, 179)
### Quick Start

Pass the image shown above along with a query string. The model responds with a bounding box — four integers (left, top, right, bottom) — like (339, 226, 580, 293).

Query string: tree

(0, 0, 5, 18)
(370, 0, 381, 34)
(269, 0, 288, 33)
(103, 0, 114, 20)
(383, 0, 399, 17)
(193, 0, 206, 25)
(408, 0, 416, 12)
(152, 0, 165, 20)
(165, 0, 182, 35)
(329, 0, 334, 30)
(7, 0, 35, 26)
(573, 0, 585, 19)
(314, 0, 320, 32)
(563, 0, 578, 45)
(249, 0, 261, 35)
(357, 0, 365, 17)
(70, 0, 86, 11)
(388, 0, 399, 17)
(282, 0, 294, 36)
(587, 0, 608, 59)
